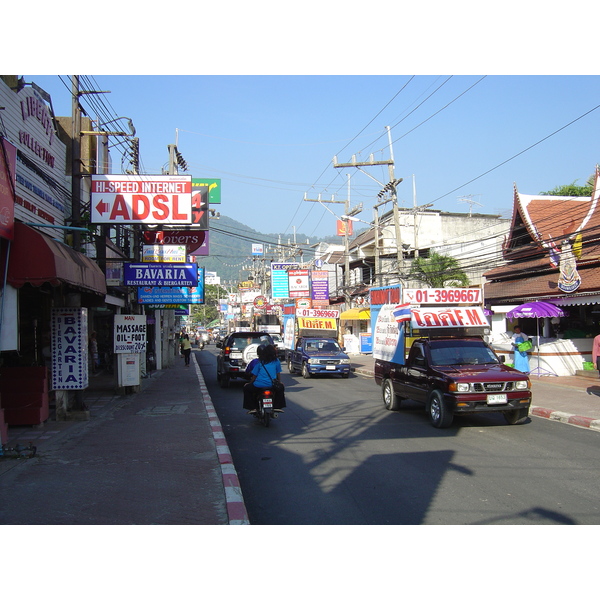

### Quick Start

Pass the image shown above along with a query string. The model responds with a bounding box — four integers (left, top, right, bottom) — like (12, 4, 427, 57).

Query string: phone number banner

(403, 287, 482, 305)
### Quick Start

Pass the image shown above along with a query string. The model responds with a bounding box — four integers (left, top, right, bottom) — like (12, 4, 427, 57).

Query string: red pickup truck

(374, 336, 532, 428)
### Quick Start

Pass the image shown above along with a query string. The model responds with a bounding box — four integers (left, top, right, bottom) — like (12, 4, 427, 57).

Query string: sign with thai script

(372, 304, 405, 363)
(410, 306, 487, 329)
(271, 263, 299, 298)
(51, 308, 88, 390)
(297, 317, 337, 331)
(142, 244, 187, 263)
(402, 287, 482, 305)
(288, 269, 310, 298)
(124, 262, 198, 287)
(90, 175, 192, 224)
(114, 315, 147, 354)
(310, 270, 329, 302)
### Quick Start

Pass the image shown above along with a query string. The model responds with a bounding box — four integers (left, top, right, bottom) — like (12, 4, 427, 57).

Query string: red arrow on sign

(96, 199, 109, 215)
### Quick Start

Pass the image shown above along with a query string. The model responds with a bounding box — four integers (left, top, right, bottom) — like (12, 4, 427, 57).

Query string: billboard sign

(0, 137, 16, 240)
(114, 314, 147, 354)
(90, 175, 192, 224)
(123, 262, 198, 287)
(271, 263, 299, 298)
(137, 286, 204, 305)
(142, 244, 187, 263)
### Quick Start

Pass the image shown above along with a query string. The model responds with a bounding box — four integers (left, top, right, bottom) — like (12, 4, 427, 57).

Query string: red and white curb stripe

(530, 406, 600, 431)
(194, 361, 250, 525)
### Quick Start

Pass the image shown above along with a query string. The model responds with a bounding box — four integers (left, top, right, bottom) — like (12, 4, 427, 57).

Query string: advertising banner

(372, 304, 405, 363)
(51, 308, 89, 390)
(90, 175, 192, 224)
(410, 306, 488, 329)
(124, 262, 198, 287)
(114, 315, 147, 354)
(271, 263, 299, 298)
(310, 270, 329, 303)
(402, 287, 482, 305)
(288, 269, 310, 298)
(297, 317, 337, 331)
(296, 308, 339, 319)
(142, 229, 207, 254)
(142, 244, 187, 263)
(137, 286, 204, 305)
(0, 137, 16, 240)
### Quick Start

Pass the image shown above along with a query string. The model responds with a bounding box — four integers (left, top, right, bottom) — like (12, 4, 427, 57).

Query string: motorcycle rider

(243, 343, 285, 413)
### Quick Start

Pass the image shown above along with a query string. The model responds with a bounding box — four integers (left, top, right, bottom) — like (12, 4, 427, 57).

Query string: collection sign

(90, 175, 192, 224)
(124, 262, 198, 287)
(51, 308, 89, 390)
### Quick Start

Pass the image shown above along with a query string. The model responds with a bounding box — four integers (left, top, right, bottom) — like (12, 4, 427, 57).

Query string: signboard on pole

(114, 315, 147, 354)
(90, 175, 192, 224)
(51, 308, 89, 390)
(142, 244, 187, 263)
(271, 263, 299, 299)
(288, 269, 310, 298)
(123, 262, 198, 287)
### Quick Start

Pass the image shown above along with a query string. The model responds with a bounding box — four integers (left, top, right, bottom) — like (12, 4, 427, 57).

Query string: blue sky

(23, 74, 600, 242)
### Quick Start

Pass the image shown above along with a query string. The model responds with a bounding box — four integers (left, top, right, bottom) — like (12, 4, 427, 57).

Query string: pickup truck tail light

(224, 346, 231, 357)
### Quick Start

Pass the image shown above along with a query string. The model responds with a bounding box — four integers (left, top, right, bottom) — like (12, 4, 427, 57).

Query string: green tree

(539, 174, 595, 197)
(408, 251, 470, 288)
(190, 284, 225, 326)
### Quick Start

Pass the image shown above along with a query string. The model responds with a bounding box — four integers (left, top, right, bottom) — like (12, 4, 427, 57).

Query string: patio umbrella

(506, 301, 568, 376)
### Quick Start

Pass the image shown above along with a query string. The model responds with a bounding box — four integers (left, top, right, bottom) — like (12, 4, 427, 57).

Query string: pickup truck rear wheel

(428, 390, 453, 428)
(382, 379, 401, 411)
(503, 407, 529, 425)
(302, 362, 312, 379)
(287, 358, 296, 374)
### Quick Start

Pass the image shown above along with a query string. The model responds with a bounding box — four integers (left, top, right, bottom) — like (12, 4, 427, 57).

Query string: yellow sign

(297, 317, 337, 331)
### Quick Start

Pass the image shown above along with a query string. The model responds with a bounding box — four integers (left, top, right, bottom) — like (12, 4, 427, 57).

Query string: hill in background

(195, 215, 355, 284)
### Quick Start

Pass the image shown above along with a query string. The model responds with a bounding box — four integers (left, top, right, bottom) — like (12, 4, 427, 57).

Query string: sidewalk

(349, 354, 600, 431)
(0, 351, 246, 525)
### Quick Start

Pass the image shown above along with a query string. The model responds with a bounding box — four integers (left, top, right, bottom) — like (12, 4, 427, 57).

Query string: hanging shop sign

(402, 287, 482, 305)
(271, 263, 299, 299)
(310, 270, 330, 304)
(288, 269, 310, 298)
(114, 314, 147, 354)
(123, 262, 198, 287)
(142, 229, 208, 255)
(90, 174, 192, 224)
(137, 286, 205, 305)
(51, 308, 89, 390)
(142, 244, 187, 263)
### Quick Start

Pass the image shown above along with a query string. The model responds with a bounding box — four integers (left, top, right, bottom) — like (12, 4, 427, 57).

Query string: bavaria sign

(90, 175, 192, 224)
(124, 263, 198, 287)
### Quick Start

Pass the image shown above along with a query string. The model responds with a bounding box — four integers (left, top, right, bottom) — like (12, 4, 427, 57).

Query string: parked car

(216, 331, 275, 387)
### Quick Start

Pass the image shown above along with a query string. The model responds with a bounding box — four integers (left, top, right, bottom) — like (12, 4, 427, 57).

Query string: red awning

(7, 222, 106, 295)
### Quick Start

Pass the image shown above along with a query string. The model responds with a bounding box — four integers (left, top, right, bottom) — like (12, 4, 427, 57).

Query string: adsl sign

(90, 175, 192, 224)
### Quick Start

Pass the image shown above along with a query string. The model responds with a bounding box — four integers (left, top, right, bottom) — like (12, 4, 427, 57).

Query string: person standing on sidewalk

(181, 334, 192, 367)
(511, 326, 530, 373)
(593, 333, 600, 377)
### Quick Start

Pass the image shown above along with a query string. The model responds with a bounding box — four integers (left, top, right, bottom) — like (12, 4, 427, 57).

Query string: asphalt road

(198, 347, 600, 525)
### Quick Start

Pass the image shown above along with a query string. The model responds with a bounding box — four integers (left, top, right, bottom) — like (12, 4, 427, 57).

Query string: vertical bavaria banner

(51, 308, 89, 390)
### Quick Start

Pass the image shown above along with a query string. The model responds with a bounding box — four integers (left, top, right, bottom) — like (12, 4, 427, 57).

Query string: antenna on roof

(458, 194, 483, 217)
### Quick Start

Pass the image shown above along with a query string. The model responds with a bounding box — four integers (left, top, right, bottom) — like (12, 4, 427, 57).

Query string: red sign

(90, 175, 192, 224)
(0, 138, 16, 241)
(143, 229, 207, 254)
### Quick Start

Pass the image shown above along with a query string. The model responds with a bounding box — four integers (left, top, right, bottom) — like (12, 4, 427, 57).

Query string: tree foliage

(189, 284, 225, 326)
(408, 251, 470, 288)
(539, 176, 594, 197)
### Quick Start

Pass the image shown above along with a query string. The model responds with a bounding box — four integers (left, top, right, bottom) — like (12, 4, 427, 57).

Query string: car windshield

(304, 340, 341, 353)
(229, 335, 271, 349)
(429, 341, 499, 366)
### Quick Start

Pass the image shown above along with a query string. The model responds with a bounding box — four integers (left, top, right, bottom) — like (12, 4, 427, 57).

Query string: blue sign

(124, 262, 198, 287)
(137, 286, 204, 305)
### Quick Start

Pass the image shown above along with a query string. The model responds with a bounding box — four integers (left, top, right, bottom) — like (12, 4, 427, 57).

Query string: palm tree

(408, 251, 470, 288)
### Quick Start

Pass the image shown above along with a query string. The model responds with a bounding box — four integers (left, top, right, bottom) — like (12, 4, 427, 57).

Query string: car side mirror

(499, 355, 505, 363)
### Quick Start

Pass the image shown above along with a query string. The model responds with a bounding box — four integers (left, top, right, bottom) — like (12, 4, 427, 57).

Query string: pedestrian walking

(181, 334, 192, 367)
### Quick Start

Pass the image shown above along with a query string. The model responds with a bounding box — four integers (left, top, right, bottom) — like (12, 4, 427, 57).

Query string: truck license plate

(231, 352, 242, 359)
(487, 394, 507, 405)
(326, 365, 336, 370)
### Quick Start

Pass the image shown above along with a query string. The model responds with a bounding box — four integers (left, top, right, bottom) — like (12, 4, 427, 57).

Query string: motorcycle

(252, 388, 275, 427)
(198, 339, 205, 350)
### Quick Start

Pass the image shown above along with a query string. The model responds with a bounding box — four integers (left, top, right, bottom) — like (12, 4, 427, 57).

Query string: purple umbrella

(506, 301, 567, 377)
(506, 301, 567, 319)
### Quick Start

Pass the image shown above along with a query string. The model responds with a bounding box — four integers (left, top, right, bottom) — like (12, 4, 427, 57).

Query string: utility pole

(333, 128, 404, 286)
(71, 76, 82, 252)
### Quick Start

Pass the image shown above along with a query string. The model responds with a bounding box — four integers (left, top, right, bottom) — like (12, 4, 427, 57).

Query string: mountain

(195, 215, 351, 284)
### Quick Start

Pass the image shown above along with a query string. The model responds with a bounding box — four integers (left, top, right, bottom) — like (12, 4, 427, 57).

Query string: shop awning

(340, 307, 371, 320)
(7, 222, 106, 295)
